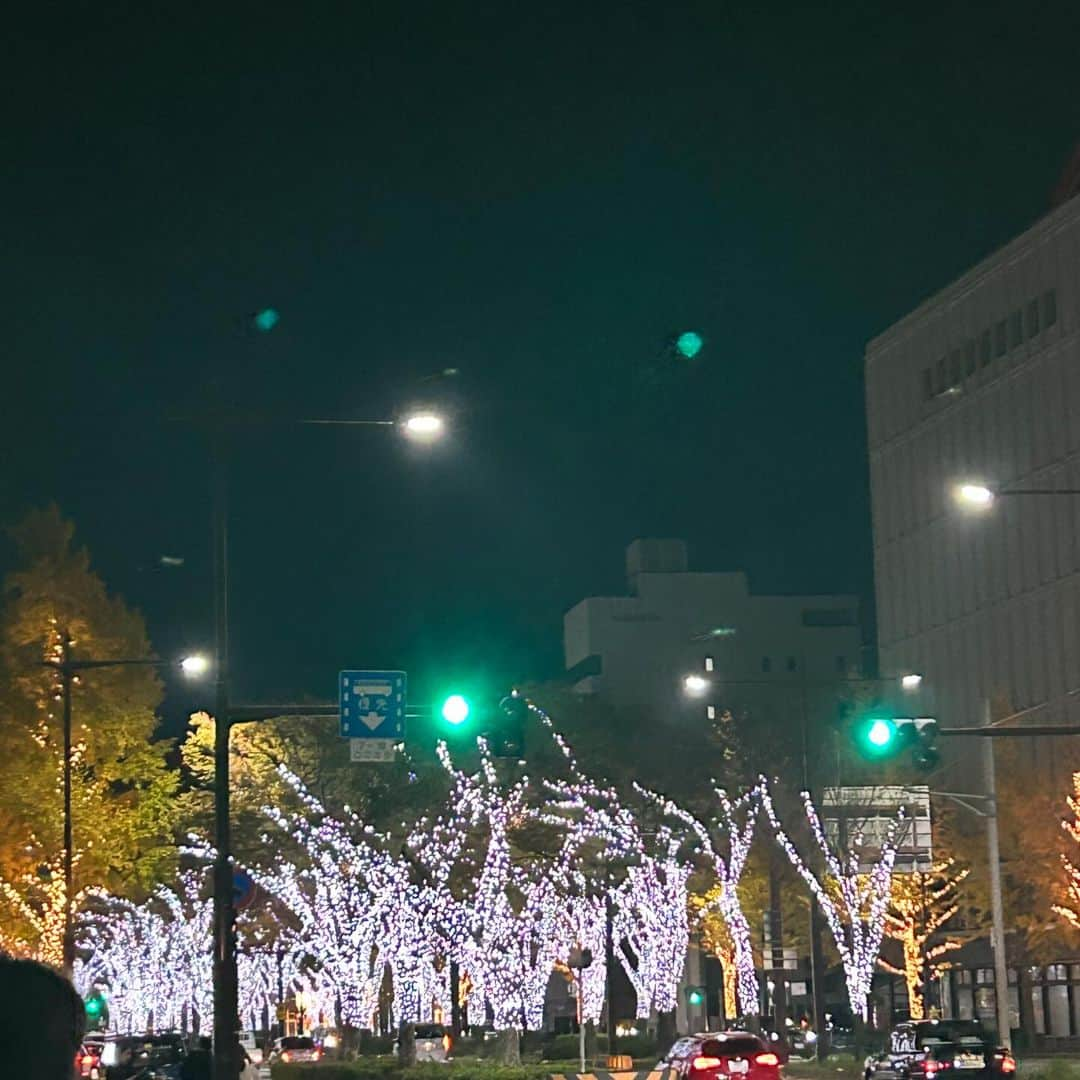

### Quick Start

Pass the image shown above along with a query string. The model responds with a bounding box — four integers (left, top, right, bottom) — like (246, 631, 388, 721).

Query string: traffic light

(852, 712, 939, 772)
(440, 694, 472, 727)
(491, 693, 527, 759)
(686, 986, 705, 1007)
(85, 989, 108, 1030)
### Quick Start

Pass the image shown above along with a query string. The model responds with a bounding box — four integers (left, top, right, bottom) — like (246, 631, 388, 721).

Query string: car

(98, 1033, 187, 1079)
(76, 1042, 103, 1079)
(267, 1035, 323, 1064)
(411, 1023, 453, 1062)
(864, 1020, 1016, 1080)
(660, 1031, 784, 1079)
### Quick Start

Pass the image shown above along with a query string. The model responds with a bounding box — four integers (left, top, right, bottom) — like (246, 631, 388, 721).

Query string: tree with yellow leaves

(1052, 770, 1080, 930)
(881, 859, 969, 1019)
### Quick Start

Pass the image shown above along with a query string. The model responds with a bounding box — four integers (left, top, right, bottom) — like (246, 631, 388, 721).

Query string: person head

(0, 954, 85, 1078)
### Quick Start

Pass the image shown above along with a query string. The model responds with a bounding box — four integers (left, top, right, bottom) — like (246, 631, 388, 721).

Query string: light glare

(402, 412, 445, 440)
(956, 483, 995, 509)
(683, 674, 709, 695)
(901, 673, 923, 690)
(180, 655, 210, 677)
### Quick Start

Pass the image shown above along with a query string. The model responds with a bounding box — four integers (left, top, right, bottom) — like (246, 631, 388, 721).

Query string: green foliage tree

(0, 506, 178, 954)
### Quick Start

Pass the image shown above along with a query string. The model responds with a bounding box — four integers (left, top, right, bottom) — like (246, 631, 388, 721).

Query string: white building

(865, 191, 1080, 781)
(564, 537, 862, 721)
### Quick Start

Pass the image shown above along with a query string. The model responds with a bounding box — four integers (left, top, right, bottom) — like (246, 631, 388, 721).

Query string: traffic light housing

(685, 985, 705, 1007)
(440, 694, 472, 727)
(852, 712, 939, 772)
(433, 687, 529, 758)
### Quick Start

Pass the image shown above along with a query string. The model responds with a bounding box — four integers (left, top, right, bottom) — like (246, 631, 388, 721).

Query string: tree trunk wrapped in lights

(880, 859, 968, 1020)
(760, 779, 902, 1021)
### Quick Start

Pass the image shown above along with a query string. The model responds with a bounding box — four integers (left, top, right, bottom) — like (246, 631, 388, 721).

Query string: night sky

(3, 2, 1078, 715)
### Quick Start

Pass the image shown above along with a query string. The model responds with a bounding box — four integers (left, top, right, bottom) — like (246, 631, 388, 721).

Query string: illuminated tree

(881, 860, 969, 1019)
(638, 783, 760, 1015)
(1053, 770, 1080, 932)
(0, 506, 177, 934)
(0, 853, 79, 966)
(761, 780, 902, 1020)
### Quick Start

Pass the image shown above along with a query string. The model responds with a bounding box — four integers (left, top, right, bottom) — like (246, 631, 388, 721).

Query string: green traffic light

(867, 719, 894, 747)
(86, 998, 102, 1017)
(441, 694, 471, 726)
(675, 331, 704, 359)
(688, 987, 705, 1006)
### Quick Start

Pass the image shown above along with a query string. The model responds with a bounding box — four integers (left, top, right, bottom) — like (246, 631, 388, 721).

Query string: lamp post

(208, 407, 445, 1080)
(953, 482, 1080, 510)
(42, 643, 208, 977)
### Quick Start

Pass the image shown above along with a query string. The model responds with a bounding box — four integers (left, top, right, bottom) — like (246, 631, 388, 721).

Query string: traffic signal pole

(919, 708, 1080, 1051)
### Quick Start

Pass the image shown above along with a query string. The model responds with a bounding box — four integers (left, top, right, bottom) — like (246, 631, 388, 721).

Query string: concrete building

(564, 537, 863, 736)
(865, 184, 1080, 1040)
(865, 192, 1080, 770)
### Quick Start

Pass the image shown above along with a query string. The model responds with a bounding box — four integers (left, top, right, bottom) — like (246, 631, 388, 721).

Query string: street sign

(233, 869, 256, 911)
(350, 738, 397, 763)
(339, 670, 406, 739)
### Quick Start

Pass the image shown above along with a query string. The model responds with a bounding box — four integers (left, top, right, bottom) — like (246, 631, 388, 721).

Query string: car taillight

(998, 1056, 1016, 1074)
(443, 1034, 453, 1052)
(755, 1053, 781, 1066)
(693, 1056, 723, 1070)
(282, 1051, 291, 1062)
(923, 1061, 951, 1075)
(315, 1048, 323, 1059)
(81, 1055, 96, 1067)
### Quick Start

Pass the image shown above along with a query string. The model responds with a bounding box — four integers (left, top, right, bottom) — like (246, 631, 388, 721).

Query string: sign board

(823, 785, 932, 872)
(350, 738, 397, 763)
(233, 869, 256, 911)
(339, 670, 406, 739)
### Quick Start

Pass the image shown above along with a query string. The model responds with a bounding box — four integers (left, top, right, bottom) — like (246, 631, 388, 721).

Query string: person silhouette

(0, 955, 85, 1080)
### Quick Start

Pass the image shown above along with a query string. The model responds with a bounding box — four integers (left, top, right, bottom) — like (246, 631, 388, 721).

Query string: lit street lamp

(954, 480, 1080, 510)
(43, 643, 208, 976)
(682, 674, 709, 695)
(206, 402, 445, 1080)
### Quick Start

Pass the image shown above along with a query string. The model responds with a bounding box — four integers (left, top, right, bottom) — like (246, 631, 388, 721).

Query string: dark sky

(2, 1, 1078, 712)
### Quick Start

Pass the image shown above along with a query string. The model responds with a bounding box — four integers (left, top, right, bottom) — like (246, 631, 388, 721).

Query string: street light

(954, 483, 996, 510)
(205, 396, 447, 1079)
(44, 642, 209, 976)
(401, 411, 446, 440)
(180, 654, 211, 677)
(901, 673, 924, 691)
(683, 674, 709, 695)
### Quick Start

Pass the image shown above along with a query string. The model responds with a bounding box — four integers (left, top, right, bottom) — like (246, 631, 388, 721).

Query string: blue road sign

(233, 869, 256, 911)
(339, 670, 407, 739)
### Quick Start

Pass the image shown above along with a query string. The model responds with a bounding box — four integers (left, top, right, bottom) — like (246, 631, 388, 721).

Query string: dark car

(865, 1020, 1016, 1080)
(660, 1031, 784, 1079)
(267, 1035, 322, 1064)
(99, 1033, 187, 1079)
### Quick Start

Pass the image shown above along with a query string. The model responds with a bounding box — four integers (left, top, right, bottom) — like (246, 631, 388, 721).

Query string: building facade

(866, 192, 1080, 780)
(564, 538, 863, 783)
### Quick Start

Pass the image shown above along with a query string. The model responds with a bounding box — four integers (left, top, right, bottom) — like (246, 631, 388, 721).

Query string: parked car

(267, 1035, 322, 1064)
(864, 1020, 1016, 1080)
(660, 1031, 783, 1079)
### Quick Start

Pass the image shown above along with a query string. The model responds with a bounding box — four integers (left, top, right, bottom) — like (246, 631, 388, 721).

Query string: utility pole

(981, 711, 1011, 1051)
(212, 452, 238, 1080)
(61, 633, 74, 977)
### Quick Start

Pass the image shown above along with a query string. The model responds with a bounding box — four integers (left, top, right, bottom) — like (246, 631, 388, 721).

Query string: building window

(802, 608, 857, 627)
(1009, 310, 1023, 348)
(761, 657, 772, 673)
(995, 320, 1007, 356)
(1026, 298, 1040, 337)
(1044, 289, 1057, 327)
(706, 705, 716, 720)
(964, 340, 976, 377)
(786, 656, 797, 672)
(955, 970, 973, 986)
(704, 656, 714, 672)
(836, 655, 847, 674)
(921, 368, 933, 401)
(980, 330, 992, 366)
